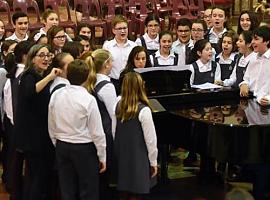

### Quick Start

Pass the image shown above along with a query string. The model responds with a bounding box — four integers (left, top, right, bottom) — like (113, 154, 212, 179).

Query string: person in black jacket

(14, 44, 61, 200)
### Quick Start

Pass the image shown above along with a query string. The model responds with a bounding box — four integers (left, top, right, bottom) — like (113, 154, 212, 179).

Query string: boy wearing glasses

(103, 15, 136, 94)
(6, 11, 29, 42)
(172, 18, 192, 66)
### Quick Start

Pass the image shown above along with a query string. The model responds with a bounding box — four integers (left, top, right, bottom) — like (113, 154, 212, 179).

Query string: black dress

(114, 104, 155, 194)
(14, 68, 54, 200)
(15, 68, 54, 155)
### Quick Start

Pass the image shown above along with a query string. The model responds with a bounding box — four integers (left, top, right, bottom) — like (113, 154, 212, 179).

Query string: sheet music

(149, 99, 166, 112)
(134, 65, 190, 73)
(191, 82, 223, 90)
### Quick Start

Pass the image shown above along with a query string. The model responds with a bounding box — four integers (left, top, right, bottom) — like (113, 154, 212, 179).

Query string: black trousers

(56, 140, 99, 200)
(23, 151, 54, 200)
(2, 115, 15, 189)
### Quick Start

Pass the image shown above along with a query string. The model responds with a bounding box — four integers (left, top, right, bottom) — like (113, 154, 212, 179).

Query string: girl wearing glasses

(14, 44, 61, 200)
(47, 26, 67, 55)
(33, 9, 72, 44)
(135, 14, 160, 56)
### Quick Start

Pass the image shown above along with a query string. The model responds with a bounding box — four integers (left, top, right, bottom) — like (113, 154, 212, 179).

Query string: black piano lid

(134, 66, 191, 97)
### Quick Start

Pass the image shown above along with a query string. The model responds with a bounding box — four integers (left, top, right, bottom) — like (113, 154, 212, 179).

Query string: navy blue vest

(192, 61, 217, 85)
(216, 54, 239, 81)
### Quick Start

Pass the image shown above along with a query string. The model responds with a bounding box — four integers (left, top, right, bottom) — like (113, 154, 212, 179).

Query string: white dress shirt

(95, 73, 117, 133)
(172, 38, 192, 67)
(223, 52, 257, 87)
(48, 85, 106, 163)
(208, 27, 227, 44)
(240, 49, 270, 104)
(50, 76, 70, 93)
(245, 99, 270, 125)
(0, 68, 7, 122)
(103, 38, 137, 79)
(5, 33, 28, 42)
(189, 59, 221, 85)
(113, 97, 158, 166)
(135, 33, 159, 50)
(3, 64, 25, 125)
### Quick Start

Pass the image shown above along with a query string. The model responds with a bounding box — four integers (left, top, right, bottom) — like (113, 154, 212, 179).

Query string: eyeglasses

(114, 27, 128, 31)
(191, 29, 204, 32)
(203, 15, 211, 19)
(177, 29, 190, 33)
(36, 53, 54, 59)
(54, 35, 66, 40)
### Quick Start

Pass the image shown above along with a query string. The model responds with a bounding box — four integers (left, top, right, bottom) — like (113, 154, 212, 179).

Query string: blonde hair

(116, 72, 150, 122)
(112, 15, 128, 28)
(84, 49, 111, 92)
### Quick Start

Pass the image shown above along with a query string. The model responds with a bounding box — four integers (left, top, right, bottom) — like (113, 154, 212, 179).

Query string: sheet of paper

(191, 82, 223, 89)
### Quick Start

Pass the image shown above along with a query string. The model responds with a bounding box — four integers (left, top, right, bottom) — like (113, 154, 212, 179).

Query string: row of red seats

(1, 0, 227, 40)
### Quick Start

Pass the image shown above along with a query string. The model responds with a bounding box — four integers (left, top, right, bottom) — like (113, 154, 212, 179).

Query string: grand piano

(136, 67, 270, 200)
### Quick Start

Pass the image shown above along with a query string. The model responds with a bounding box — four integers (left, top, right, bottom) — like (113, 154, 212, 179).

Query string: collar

(97, 73, 111, 81)
(155, 50, 175, 58)
(17, 63, 25, 68)
(173, 38, 192, 47)
(8, 32, 28, 42)
(209, 27, 227, 36)
(216, 52, 236, 61)
(259, 49, 270, 59)
(144, 33, 159, 43)
(112, 38, 132, 47)
(39, 28, 46, 35)
(196, 59, 211, 68)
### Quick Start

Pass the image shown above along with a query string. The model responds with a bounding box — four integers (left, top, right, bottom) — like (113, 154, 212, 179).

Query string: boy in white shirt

(48, 59, 106, 200)
(240, 26, 270, 106)
(103, 15, 136, 93)
(6, 12, 29, 42)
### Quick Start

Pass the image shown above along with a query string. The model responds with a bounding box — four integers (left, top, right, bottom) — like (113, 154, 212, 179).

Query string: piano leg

(158, 144, 170, 184)
(198, 156, 219, 185)
(247, 164, 270, 200)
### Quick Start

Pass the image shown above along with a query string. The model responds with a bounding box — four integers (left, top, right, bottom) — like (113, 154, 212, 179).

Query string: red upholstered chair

(74, 0, 108, 41)
(43, 0, 76, 30)
(0, 0, 14, 33)
(12, 0, 44, 31)
(129, 0, 165, 36)
(169, 0, 189, 31)
(154, 0, 173, 17)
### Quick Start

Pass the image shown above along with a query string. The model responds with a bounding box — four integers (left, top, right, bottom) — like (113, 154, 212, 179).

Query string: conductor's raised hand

(49, 68, 62, 80)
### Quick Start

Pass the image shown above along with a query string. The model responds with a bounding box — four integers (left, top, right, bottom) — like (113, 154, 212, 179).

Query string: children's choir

(0, 4, 270, 200)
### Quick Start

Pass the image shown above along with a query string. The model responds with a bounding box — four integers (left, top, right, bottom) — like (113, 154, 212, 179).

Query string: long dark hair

(237, 11, 260, 35)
